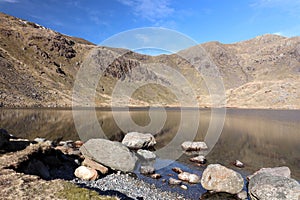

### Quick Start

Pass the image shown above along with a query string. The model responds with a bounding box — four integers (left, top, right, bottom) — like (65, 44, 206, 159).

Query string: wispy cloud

(118, 0, 174, 22)
(251, 0, 300, 17)
(273, 26, 300, 37)
(0, 0, 18, 3)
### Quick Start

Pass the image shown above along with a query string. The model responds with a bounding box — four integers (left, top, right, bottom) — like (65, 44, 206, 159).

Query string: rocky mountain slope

(0, 12, 299, 109)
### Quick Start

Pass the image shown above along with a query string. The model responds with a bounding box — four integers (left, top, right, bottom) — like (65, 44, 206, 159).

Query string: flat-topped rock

(80, 139, 137, 172)
(122, 132, 156, 149)
(247, 166, 291, 180)
(181, 141, 208, 151)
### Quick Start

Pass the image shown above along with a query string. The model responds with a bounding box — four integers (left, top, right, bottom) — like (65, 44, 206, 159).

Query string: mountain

(0, 12, 299, 109)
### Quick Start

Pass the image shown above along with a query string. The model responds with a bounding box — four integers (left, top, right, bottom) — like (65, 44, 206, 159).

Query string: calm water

(1, 108, 299, 183)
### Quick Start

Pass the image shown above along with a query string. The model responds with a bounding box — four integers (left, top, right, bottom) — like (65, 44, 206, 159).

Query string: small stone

(73, 140, 83, 148)
(74, 166, 98, 181)
(168, 178, 182, 185)
(180, 185, 188, 190)
(122, 132, 156, 149)
(172, 167, 183, 174)
(140, 166, 155, 175)
(178, 172, 200, 184)
(137, 149, 156, 160)
(181, 141, 208, 151)
(82, 157, 109, 174)
(237, 190, 248, 199)
(150, 173, 162, 179)
(190, 155, 206, 164)
(68, 149, 81, 156)
(234, 160, 244, 168)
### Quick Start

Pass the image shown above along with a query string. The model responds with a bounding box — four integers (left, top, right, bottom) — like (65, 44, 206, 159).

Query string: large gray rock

(122, 132, 156, 149)
(247, 166, 291, 180)
(201, 164, 244, 194)
(80, 139, 137, 172)
(248, 173, 300, 200)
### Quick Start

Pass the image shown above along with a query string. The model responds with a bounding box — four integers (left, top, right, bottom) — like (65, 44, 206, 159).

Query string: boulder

(80, 139, 137, 172)
(201, 164, 244, 194)
(181, 141, 208, 151)
(137, 149, 156, 160)
(122, 132, 156, 149)
(74, 166, 98, 181)
(248, 173, 300, 200)
(247, 166, 291, 180)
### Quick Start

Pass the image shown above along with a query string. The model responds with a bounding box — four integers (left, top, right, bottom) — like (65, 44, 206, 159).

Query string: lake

(0, 108, 299, 197)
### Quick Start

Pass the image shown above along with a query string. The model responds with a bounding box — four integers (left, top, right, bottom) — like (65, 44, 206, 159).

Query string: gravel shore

(73, 173, 190, 200)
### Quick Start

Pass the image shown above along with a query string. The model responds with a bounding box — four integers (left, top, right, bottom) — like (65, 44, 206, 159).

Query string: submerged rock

(74, 166, 98, 181)
(150, 173, 161, 179)
(248, 173, 300, 200)
(122, 132, 156, 149)
(201, 164, 244, 194)
(137, 149, 156, 160)
(140, 165, 155, 175)
(172, 167, 183, 174)
(247, 166, 291, 180)
(80, 139, 137, 172)
(181, 141, 208, 151)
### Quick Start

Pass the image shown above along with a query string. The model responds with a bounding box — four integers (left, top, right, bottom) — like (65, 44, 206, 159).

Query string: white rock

(122, 132, 156, 149)
(234, 160, 244, 168)
(178, 172, 200, 184)
(74, 166, 98, 181)
(181, 141, 208, 151)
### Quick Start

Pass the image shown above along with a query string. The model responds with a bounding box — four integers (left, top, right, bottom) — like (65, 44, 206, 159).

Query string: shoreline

(1, 106, 300, 111)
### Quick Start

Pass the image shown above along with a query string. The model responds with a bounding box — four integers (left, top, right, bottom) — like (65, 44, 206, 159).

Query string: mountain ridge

(0, 12, 299, 109)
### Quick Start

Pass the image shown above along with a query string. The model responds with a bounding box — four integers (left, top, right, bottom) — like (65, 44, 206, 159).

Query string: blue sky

(0, 0, 299, 49)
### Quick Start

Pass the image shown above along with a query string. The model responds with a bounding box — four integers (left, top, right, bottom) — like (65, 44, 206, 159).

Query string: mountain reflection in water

(0, 108, 299, 179)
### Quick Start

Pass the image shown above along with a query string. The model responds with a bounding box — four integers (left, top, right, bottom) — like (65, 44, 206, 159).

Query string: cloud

(118, 0, 174, 22)
(0, 0, 18, 3)
(251, 0, 300, 17)
(273, 26, 300, 37)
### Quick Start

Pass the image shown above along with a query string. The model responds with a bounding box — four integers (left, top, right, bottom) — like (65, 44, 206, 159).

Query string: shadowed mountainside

(0, 12, 299, 109)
